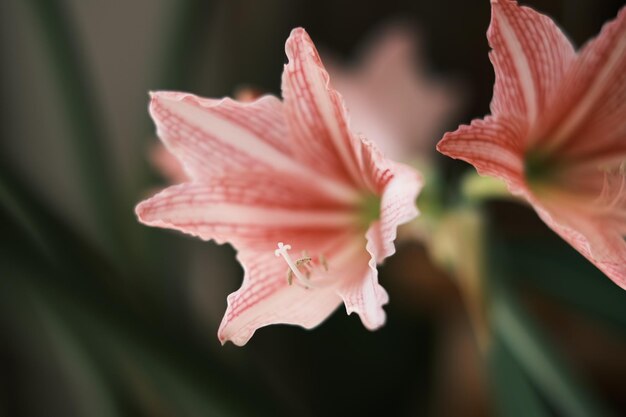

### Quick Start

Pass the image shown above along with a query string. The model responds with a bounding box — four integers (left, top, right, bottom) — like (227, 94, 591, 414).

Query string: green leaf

(33, 294, 124, 417)
(487, 335, 550, 417)
(1, 257, 283, 417)
(491, 288, 613, 417)
(0, 173, 55, 263)
(497, 236, 626, 331)
(0, 164, 123, 291)
(21, 0, 121, 258)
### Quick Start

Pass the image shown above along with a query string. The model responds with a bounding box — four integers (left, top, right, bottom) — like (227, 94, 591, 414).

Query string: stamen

(319, 254, 328, 271)
(594, 162, 626, 213)
(274, 242, 333, 288)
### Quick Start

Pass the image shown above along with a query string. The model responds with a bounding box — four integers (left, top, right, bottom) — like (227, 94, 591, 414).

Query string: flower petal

(366, 163, 422, 263)
(538, 6, 626, 160)
(218, 249, 343, 346)
(534, 204, 626, 290)
(135, 175, 352, 250)
(149, 91, 357, 203)
(437, 116, 526, 194)
(338, 246, 389, 330)
(336, 161, 421, 329)
(149, 92, 288, 178)
(282, 28, 365, 188)
(488, 0, 575, 125)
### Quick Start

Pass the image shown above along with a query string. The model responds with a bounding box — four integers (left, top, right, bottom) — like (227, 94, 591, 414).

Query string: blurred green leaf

(487, 335, 550, 417)
(482, 209, 617, 417)
(491, 288, 613, 417)
(0, 173, 55, 263)
(0, 162, 123, 292)
(497, 236, 626, 332)
(132, 0, 216, 191)
(22, 0, 121, 258)
(33, 294, 124, 417)
(1, 254, 283, 417)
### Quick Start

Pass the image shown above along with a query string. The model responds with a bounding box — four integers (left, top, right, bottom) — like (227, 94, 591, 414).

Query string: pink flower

(136, 28, 422, 345)
(325, 23, 461, 161)
(437, 0, 626, 289)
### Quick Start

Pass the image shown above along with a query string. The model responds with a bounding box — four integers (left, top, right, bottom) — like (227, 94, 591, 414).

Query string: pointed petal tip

(133, 198, 167, 229)
(217, 309, 253, 347)
(344, 303, 387, 330)
(435, 134, 450, 155)
(436, 131, 460, 158)
(217, 327, 251, 347)
(134, 190, 173, 226)
(285, 27, 319, 62)
(287, 27, 309, 41)
(148, 91, 185, 116)
(149, 91, 191, 104)
(339, 254, 390, 332)
(134, 199, 150, 223)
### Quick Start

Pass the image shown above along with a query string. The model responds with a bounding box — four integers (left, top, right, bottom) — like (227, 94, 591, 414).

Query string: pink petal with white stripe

(488, 0, 575, 126)
(537, 7, 626, 160)
(149, 92, 356, 203)
(149, 92, 289, 179)
(136, 175, 352, 250)
(282, 28, 365, 189)
(437, 116, 527, 194)
(338, 249, 389, 330)
(148, 88, 263, 184)
(337, 162, 422, 330)
(367, 162, 423, 263)
(218, 245, 346, 346)
(534, 200, 626, 290)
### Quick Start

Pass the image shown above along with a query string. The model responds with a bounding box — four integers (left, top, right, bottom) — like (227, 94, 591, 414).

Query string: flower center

(524, 151, 554, 185)
(523, 150, 570, 196)
(274, 242, 333, 289)
(358, 193, 382, 228)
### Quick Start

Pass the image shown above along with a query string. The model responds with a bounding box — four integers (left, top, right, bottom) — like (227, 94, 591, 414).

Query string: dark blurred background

(1, 0, 625, 416)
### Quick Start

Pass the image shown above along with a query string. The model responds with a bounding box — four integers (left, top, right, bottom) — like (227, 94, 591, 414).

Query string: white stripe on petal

(494, 4, 538, 123)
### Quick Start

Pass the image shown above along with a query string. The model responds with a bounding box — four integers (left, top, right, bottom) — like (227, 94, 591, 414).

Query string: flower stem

(460, 171, 513, 203)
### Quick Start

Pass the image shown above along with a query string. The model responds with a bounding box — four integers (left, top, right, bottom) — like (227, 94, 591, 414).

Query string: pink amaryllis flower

(437, 0, 626, 289)
(136, 28, 422, 345)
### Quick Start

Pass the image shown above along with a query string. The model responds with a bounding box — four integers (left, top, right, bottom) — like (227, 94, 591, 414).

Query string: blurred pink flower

(136, 28, 422, 345)
(149, 143, 188, 184)
(325, 23, 462, 160)
(438, 0, 626, 289)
